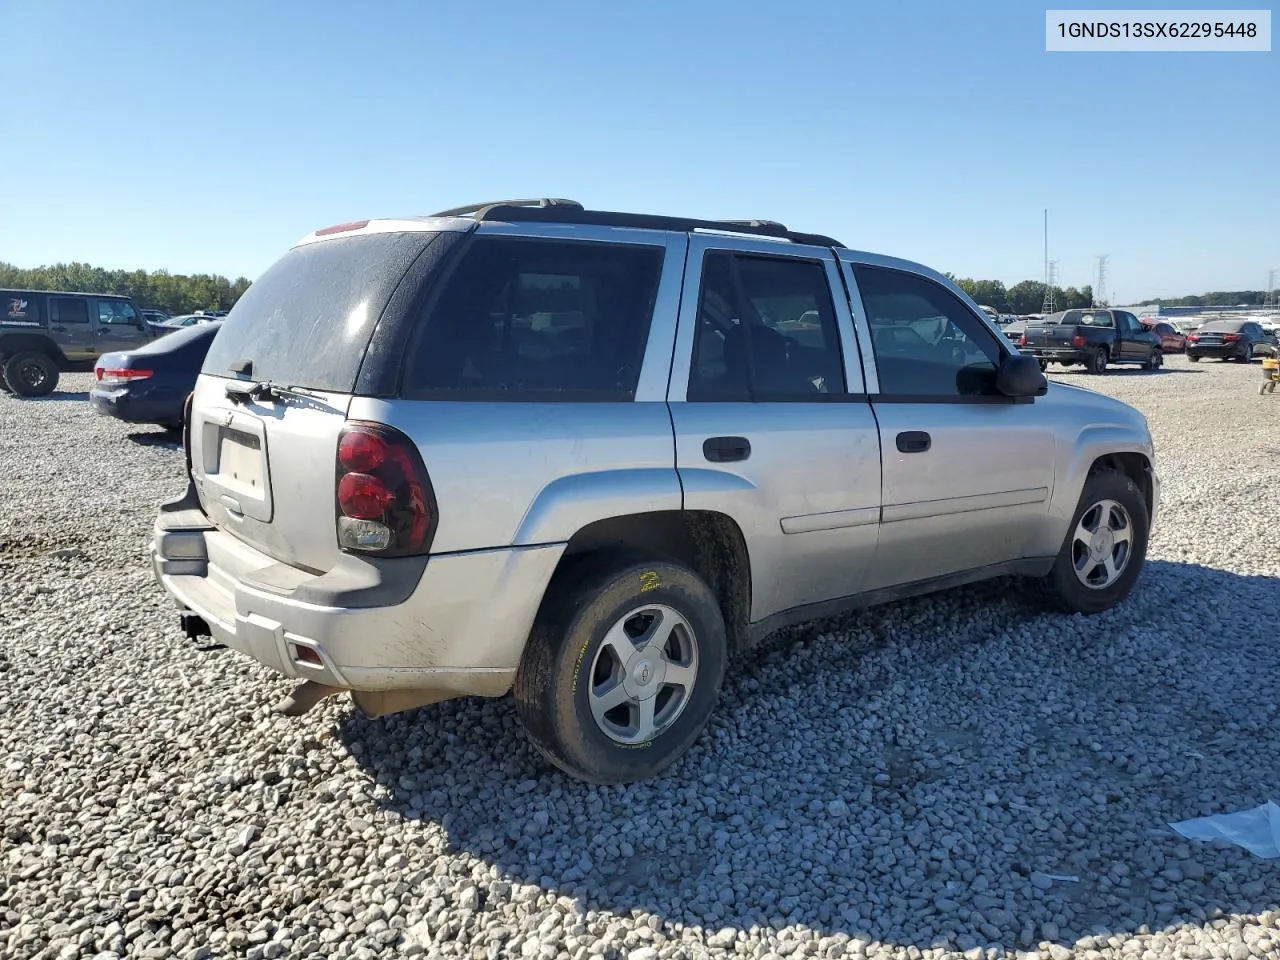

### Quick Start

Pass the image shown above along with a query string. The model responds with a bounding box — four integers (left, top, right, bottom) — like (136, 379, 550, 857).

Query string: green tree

(0, 261, 250, 314)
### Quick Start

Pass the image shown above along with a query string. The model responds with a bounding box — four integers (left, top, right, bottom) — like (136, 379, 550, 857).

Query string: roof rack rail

(431, 198, 583, 218)
(463, 203, 844, 248)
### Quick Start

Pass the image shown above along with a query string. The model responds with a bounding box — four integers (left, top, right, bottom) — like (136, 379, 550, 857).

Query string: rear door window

(402, 236, 664, 400)
(688, 252, 847, 401)
(49, 297, 90, 324)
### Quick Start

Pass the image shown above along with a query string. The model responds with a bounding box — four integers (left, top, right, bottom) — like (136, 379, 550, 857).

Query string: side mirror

(997, 353, 1048, 398)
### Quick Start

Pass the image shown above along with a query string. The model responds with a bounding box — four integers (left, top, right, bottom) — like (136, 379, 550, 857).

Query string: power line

(1042, 259, 1059, 314)
(1094, 255, 1109, 307)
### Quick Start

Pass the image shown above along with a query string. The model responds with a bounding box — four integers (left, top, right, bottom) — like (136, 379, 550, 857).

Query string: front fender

(512, 467, 683, 545)
(1036, 424, 1155, 555)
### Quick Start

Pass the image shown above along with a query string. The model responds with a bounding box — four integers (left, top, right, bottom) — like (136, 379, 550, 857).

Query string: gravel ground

(2, 356, 1278, 960)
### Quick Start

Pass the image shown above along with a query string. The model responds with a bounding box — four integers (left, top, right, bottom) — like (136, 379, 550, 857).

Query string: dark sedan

(90, 323, 220, 430)
(1186, 319, 1268, 363)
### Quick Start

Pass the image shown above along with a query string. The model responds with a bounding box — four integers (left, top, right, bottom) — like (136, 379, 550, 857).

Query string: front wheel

(514, 556, 728, 784)
(1040, 469, 1149, 615)
(1144, 350, 1163, 371)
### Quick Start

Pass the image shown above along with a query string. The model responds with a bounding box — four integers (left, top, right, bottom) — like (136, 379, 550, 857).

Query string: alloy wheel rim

(587, 603, 699, 745)
(1071, 499, 1133, 589)
(20, 362, 46, 389)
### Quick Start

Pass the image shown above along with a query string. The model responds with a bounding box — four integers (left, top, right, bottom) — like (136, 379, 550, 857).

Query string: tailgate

(190, 375, 353, 572)
(1023, 324, 1079, 348)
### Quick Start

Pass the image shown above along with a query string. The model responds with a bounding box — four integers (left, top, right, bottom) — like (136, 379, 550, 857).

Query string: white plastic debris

(1169, 801, 1280, 859)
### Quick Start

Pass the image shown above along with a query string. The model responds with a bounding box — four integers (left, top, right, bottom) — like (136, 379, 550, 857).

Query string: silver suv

(152, 199, 1159, 784)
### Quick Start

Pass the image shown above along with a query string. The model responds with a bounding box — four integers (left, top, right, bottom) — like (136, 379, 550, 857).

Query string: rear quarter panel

(346, 399, 682, 552)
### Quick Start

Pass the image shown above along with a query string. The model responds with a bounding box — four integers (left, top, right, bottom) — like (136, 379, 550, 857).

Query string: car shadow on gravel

(125, 430, 182, 447)
(339, 559, 1280, 955)
(1049, 368, 1198, 377)
(6, 390, 93, 401)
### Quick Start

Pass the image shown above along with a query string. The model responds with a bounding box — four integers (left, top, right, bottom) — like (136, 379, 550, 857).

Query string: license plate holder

(216, 429, 264, 496)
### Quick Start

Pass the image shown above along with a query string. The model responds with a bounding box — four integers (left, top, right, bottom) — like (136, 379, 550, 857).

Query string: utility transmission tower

(1094, 255, 1109, 307)
(1042, 260, 1059, 314)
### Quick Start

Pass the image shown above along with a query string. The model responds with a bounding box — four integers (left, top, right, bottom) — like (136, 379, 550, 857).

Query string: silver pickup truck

(151, 199, 1159, 784)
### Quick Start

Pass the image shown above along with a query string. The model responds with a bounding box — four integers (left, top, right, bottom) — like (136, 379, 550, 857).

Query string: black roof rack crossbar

(464, 204, 844, 248)
(431, 198, 584, 218)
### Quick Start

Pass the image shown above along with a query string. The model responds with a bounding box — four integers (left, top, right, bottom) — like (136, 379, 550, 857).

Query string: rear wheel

(2, 352, 58, 398)
(514, 555, 728, 784)
(1237, 349, 1253, 364)
(1040, 469, 1149, 615)
(0, 357, 11, 394)
(1087, 348, 1108, 375)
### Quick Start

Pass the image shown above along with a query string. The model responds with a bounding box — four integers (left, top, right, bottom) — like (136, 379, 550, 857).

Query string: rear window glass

(1197, 320, 1245, 332)
(402, 236, 664, 400)
(1060, 310, 1114, 327)
(202, 232, 437, 390)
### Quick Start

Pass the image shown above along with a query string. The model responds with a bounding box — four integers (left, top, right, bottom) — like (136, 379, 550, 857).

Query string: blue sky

(2, 0, 1276, 301)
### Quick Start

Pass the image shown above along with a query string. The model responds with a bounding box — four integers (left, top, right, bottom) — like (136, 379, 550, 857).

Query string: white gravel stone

(2, 360, 1278, 960)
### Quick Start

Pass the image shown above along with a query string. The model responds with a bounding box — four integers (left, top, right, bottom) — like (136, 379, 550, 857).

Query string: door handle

(896, 431, 931, 454)
(703, 436, 751, 463)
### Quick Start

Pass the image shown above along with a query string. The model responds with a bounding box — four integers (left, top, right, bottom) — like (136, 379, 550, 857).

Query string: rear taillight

(1187, 334, 1200, 342)
(334, 422, 436, 557)
(1017, 334, 1027, 346)
(1072, 335, 1087, 347)
(96, 367, 153, 385)
(1222, 334, 1241, 342)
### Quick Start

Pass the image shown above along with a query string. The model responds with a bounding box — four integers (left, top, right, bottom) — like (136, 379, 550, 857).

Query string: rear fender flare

(512, 468, 684, 546)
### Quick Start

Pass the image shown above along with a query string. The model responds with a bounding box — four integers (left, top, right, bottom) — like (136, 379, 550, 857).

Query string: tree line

(944, 276, 1095, 314)
(945, 275, 1276, 313)
(0, 261, 252, 317)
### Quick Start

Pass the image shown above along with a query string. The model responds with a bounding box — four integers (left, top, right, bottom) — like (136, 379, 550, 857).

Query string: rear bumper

(91, 384, 185, 425)
(150, 497, 565, 696)
(1021, 347, 1091, 364)
(1186, 345, 1248, 359)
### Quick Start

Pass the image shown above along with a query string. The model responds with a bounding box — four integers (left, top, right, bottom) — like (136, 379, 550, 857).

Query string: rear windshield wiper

(225, 380, 326, 405)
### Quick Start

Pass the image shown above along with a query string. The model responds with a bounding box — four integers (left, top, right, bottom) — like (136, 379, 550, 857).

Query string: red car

(1141, 320, 1186, 353)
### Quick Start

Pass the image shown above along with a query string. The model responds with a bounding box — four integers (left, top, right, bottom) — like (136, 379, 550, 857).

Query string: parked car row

(1007, 308, 1277, 374)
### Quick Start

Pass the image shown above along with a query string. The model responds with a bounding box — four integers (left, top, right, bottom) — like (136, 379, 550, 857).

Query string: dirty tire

(1086, 348, 1108, 375)
(2, 351, 58, 397)
(1039, 469, 1149, 615)
(0, 358, 11, 394)
(514, 555, 728, 785)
